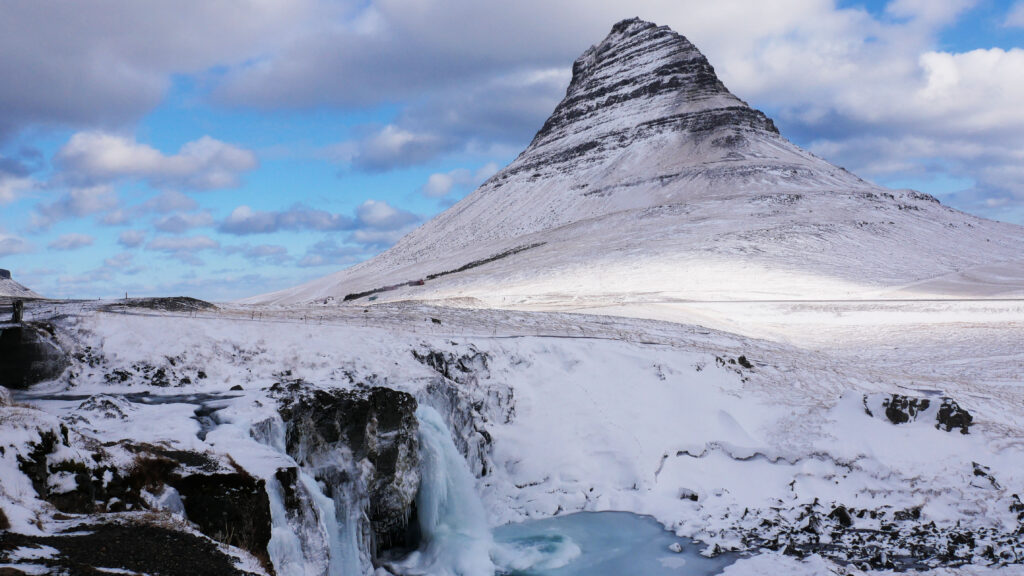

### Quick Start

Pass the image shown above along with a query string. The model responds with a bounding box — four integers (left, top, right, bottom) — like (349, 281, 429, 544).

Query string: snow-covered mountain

(0, 271, 41, 300)
(249, 17, 1024, 307)
(4, 18, 1024, 576)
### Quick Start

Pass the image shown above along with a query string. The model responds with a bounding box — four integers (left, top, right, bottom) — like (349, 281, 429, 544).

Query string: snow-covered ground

(2, 296, 1022, 574)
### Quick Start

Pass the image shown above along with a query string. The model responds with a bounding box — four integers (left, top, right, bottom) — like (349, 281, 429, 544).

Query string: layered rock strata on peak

(514, 17, 777, 179)
(248, 17, 1024, 306)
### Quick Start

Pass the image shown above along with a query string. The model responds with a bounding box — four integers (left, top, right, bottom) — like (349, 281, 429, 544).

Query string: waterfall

(392, 405, 496, 576)
(252, 415, 362, 576)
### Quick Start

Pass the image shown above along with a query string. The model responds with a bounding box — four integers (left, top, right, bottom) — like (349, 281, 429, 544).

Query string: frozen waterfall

(392, 405, 496, 576)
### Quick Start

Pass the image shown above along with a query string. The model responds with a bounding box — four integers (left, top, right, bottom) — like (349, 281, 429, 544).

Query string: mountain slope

(249, 18, 1024, 307)
(0, 275, 41, 300)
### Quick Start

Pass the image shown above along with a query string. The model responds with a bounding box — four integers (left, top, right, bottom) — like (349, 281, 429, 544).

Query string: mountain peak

(518, 17, 778, 178)
(249, 19, 1024, 307)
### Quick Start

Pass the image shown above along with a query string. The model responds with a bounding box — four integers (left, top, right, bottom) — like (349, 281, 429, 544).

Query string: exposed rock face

(864, 393, 974, 434)
(0, 322, 69, 389)
(0, 524, 261, 576)
(174, 472, 273, 560)
(515, 17, 778, 179)
(13, 420, 272, 568)
(278, 386, 420, 559)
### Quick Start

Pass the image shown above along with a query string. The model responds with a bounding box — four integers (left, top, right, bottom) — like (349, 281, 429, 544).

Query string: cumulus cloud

(32, 185, 119, 230)
(56, 132, 258, 190)
(218, 199, 419, 248)
(153, 211, 215, 234)
(0, 231, 33, 256)
(1008, 2, 1024, 27)
(348, 125, 449, 172)
(355, 199, 418, 230)
(885, 0, 977, 26)
(118, 229, 147, 248)
(420, 163, 500, 198)
(219, 205, 354, 235)
(147, 234, 220, 265)
(0, 151, 42, 203)
(223, 243, 291, 265)
(298, 239, 365, 268)
(48, 233, 94, 251)
(101, 190, 201, 226)
(102, 252, 142, 275)
(0, 174, 33, 204)
(0, 0, 307, 139)
(142, 190, 199, 213)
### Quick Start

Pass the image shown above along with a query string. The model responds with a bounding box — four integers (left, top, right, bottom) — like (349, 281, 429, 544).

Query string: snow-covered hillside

(0, 275, 41, 300)
(248, 18, 1024, 308)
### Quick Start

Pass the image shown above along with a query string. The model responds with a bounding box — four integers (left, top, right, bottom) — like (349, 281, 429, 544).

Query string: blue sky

(2, 0, 1024, 301)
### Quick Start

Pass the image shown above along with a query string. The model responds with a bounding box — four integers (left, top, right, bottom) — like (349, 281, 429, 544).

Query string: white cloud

(298, 239, 365, 268)
(885, 0, 977, 26)
(219, 205, 354, 235)
(56, 132, 258, 190)
(349, 125, 447, 172)
(0, 175, 34, 204)
(143, 190, 199, 213)
(1008, 2, 1024, 27)
(148, 235, 219, 252)
(101, 190, 200, 226)
(147, 234, 220, 265)
(420, 163, 500, 198)
(223, 243, 291, 265)
(32, 185, 118, 230)
(355, 199, 418, 230)
(118, 229, 147, 248)
(48, 233, 94, 251)
(0, 231, 33, 256)
(0, 0, 309, 137)
(153, 211, 215, 234)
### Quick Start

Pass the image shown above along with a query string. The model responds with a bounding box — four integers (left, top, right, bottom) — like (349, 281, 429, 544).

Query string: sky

(2, 0, 1024, 301)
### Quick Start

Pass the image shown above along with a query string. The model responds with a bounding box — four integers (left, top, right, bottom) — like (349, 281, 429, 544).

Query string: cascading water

(392, 405, 497, 576)
(251, 414, 362, 576)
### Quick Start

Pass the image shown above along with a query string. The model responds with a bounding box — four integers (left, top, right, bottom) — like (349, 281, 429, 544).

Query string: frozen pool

(492, 511, 737, 576)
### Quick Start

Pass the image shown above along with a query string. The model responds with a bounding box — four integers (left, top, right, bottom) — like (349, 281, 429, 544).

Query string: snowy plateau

(3, 17, 1024, 576)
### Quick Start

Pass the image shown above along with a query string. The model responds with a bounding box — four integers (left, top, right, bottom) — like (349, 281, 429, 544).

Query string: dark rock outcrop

(883, 394, 930, 424)
(936, 398, 973, 434)
(15, 427, 272, 567)
(0, 523, 260, 576)
(0, 322, 68, 389)
(865, 393, 974, 434)
(279, 386, 420, 559)
(173, 472, 272, 561)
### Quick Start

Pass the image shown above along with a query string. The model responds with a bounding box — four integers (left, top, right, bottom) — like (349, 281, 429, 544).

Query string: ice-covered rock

(0, 322, 69, 389)
(278, 386, 421, 564)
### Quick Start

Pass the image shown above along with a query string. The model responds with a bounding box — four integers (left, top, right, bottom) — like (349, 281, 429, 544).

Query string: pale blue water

(493, 511, 737, 576)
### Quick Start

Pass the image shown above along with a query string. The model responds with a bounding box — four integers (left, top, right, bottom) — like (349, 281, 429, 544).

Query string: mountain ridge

(247, 18, 1024, 307)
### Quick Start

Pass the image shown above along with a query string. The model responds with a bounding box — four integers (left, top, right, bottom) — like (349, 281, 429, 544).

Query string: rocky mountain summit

(251, 18, 1024, 307)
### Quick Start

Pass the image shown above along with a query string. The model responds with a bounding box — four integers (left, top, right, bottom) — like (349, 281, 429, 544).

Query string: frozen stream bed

(493, 511, 736, 576)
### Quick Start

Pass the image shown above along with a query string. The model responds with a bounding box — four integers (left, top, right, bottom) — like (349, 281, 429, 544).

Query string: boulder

(0, 322, 69, 389)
